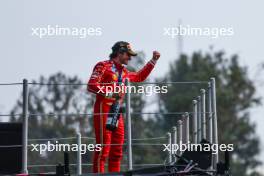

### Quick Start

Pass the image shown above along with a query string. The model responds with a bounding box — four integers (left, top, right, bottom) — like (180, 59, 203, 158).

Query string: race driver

(87, 41, 160, 173)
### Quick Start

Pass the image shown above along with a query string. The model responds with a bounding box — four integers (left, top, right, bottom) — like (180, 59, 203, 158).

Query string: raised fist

(152, 51, 160, 61)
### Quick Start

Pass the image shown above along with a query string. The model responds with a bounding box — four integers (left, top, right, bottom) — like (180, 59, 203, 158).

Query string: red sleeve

(87, 62, 108, 96)
(127, 59, 156, 82)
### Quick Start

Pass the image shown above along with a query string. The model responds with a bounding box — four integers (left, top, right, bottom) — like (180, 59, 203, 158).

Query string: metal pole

(211, 77, 219, 168)
(22, 79, 28, 174)
(182, 113, 186, 144)
(125, 78, 133, 170)
(167, 132, 172, 163)
(172, 126, 177, 145)
(201, 89, 206, 140)
(77, 132, 82, 175)
(192, 100, 198, 143)
(172, 126, 177, 161)
(177, 120, 183, 155)
(207, 83, 213, 143)
(184, 112, 190, 144)
(207, 82, 213, 170)
(197, 96, 201, 142)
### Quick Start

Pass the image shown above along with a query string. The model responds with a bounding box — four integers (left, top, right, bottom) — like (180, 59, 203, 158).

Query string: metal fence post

(125, 78, 133, 170)
(183, 112, 189, 144)
(172, 126, 177, 145)
(197, 96, 201, 142)
(172, 126, 177, 161)
(211, 77, 219, 168)
(207, 82, 213, 170)
(177, 120, 183, 155)
(77, 132, 82, 175)
(22, 79, 28, 174)
(192, 100, 198, 143)
(167, 132, 172, 163)
(207, 83, 213, 143)
(182, 113, 186, 144)
(201, 89, 206, 140)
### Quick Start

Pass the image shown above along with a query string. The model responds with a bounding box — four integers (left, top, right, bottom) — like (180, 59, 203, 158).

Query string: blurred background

(0, 0, 263, 175)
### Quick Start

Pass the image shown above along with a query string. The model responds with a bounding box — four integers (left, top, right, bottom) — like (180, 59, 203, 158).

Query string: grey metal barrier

(0, 78, 219, 173)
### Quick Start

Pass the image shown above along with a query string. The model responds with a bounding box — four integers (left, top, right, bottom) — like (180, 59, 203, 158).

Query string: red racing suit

(87, 59, 156, 173)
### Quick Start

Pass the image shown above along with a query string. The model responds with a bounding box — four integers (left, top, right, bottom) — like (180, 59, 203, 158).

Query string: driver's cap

(112, 41, 137, 56)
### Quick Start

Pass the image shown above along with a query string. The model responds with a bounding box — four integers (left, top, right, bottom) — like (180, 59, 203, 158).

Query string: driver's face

(118, 52, 131, 65)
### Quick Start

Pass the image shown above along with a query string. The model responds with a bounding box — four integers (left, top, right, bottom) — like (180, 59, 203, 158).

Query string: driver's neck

(112, 57, 122, 65)
(112, 57, 123, 69)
